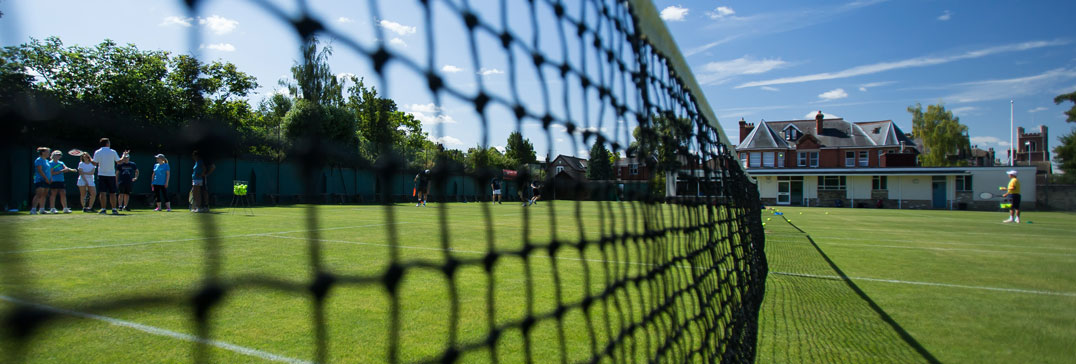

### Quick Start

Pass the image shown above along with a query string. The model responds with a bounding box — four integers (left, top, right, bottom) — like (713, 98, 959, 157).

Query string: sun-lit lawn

(757, 206, 1076, 364)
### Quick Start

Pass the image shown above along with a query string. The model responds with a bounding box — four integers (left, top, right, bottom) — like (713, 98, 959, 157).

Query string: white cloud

(698, 56, 787, 85)
(737, 40, 1069, 88)
(950, 106, 977, 115)
(199, 15, 239, 35)
(429, 135, 464, 146)
(338, 17, 353, 24)
(389, 37, 407, 47)
(493, 146, 506, 154)
(805, 111, 841, 119)
(202, 43, 236, 52)
(379, 20, 416, 36)
(405, 103, 457, 124)
(1028, 106, 1049, 113)
(970, 136, 1010, 148)
(336, 72, 356, 81)
(160, 16, 193, 27)
(858, 81, 895, 92)
(273, 87, 291, 97)
(818, 88, 848, 100)
(945, 68, 1076, 103)
(938, 10, 952, 21)
(707, 6, 735, 19)
(478, 68, 504, 76)
(660, 6, 689, 22)
(577, 149, 590, 158)
(441, 65, 463, 73)
(760, 86, 780, 91)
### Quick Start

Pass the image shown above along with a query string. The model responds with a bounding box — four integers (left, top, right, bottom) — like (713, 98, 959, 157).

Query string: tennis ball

(762, 223, 766, 226)
(825, 212, 829, 215)
(999, 186, 1005, 190)
(766, 218, 771, 221)
(799, 212, 803, 215)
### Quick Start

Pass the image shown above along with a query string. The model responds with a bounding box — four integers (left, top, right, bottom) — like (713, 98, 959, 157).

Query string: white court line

(799, 235, 1076, 252)
(796, 241, 1076, 257)
(0, 295, 312, 364)
(771, 271, 1076, 297)
(3, 222, 410, 254)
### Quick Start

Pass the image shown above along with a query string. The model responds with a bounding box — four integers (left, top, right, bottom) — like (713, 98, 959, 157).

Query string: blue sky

(3, 0, 1074, 163)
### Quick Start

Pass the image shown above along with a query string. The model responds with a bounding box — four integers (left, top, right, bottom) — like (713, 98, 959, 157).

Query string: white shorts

(493, 189, 501, 195)
(77, 177, 95, 187)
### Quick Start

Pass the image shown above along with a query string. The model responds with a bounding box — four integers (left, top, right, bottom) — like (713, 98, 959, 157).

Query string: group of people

(488, 177, 542, 206)
(29, 137, 215, 215)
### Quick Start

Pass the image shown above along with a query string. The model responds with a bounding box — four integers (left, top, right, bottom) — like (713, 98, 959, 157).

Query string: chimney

(815, 111, 824, 135)
(738, 118, 755, 143)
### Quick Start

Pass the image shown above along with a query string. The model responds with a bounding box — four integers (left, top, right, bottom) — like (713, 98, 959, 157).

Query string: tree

(281, 38, 343, 107)
(908, 103, 970, 167)
(586, 139, 613, 180)
(1055, 90, 1076, 123)
(505, 131, 536, 167)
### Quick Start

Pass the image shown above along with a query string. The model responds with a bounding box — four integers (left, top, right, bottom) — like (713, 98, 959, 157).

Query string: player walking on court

(490, 177, 502, 204)
(93, 138, 122, 215)
(414, 169, 430, 207)
(1001, 170, 1022, 223)
(528, 180, 542, 206)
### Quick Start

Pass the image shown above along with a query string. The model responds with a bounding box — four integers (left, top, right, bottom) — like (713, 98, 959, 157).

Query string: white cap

(1006, 170, 1017, 176)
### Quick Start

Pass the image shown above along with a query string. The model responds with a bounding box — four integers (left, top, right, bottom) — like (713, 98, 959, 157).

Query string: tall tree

(908, 103, 970, 167)
(1055, 90, 1076, 123)
(282, 38, 343, 106)
(1053, 90, 1076, 177)
(586, 139, 613, 180)
(505, 131, 536, 167)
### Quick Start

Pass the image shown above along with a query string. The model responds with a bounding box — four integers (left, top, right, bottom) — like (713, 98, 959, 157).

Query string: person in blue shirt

(190, 150, 214, 213)
(151, 154, 171, 212)
(30, 147, 52, 215)
(47, 150, 76, 213)
(116, 155, 139, 211)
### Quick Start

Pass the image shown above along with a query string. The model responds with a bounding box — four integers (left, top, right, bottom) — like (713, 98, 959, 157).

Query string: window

(845, 151, 855, 167)
(555, 166, 565, 175)
(763, 152, 775, 167)
(809, 152, 819, 167)
(798, 152, 807, 167)
(955, 175, 972, 191)
(859, 151, 869, 167)
(817, 176, 847, 190)
(749, 152, 761, 167)
(629, 163, 639, 175)
(740, 153, 748, 168)
(776, 152, 785, 168)
(872, 176, 887, 190)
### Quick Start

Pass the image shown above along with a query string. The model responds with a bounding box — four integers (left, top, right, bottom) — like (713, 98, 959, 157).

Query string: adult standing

(151, 154, 171, 212)
(414, 169, 430, 207)
(190, 150, 215, 213)
(490, 177, 502, 204)
(93, 138, 122, 215)
(76, 152, 97, 212)
(1001, 170, 1022, 223)
(116, 155, 139, 211)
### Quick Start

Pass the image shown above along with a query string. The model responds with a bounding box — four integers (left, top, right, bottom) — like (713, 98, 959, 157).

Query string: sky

(2, 0, 1075, 164)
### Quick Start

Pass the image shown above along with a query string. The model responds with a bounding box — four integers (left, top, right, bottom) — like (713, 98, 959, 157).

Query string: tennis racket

(67, 148, 85, 156)
(978, 192, 995, 199)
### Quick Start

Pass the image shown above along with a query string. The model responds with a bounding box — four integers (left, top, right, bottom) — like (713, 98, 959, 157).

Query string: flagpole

(1009, 99, 1014, 167)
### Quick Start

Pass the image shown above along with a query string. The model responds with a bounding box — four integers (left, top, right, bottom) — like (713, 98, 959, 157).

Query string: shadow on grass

(756, 217, 940, 364)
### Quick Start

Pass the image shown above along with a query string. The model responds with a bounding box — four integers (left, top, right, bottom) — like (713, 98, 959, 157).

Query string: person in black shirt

(414, 169, 430, 207)
(490, 177, 502, 204)
(116, 153, 139, 211)
(528, 180, 542, 206)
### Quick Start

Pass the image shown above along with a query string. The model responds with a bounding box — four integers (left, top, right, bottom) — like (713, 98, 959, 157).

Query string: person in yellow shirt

(1001, 170, 1021, 223)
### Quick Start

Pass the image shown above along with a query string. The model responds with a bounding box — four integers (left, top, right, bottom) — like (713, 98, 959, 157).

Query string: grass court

(1, 202, 1074, 363)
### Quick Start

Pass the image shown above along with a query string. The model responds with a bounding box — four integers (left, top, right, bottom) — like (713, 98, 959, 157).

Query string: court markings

(771, 271, 1076, 298)
(0, 295, 312, 364)
(2, 222, 411, 254)
(768, 239, 1076, 257)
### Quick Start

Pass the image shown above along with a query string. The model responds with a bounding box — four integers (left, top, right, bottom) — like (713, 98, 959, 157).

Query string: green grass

(758, 206, 1076, 364)
(1, 202, 753, 363)
(2, 203, 1073, 363)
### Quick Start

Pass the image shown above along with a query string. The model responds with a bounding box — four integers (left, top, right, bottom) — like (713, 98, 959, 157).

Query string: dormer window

(782, 124, 802, 141)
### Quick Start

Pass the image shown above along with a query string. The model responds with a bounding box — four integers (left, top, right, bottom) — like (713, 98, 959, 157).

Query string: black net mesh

(1, 0, 766, 362)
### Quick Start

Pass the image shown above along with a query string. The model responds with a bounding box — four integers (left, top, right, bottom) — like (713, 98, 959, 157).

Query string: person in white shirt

(93, 137, 123, 215)
(76, 152, 97, 213)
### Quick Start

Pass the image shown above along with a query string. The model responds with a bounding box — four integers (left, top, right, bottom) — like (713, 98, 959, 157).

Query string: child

(47, 150, 76, 213)
(151, 154, 171, 212)
(30, 147, 51, 215)
(76, 152, 97, 213)
(116, 154, 139, 211)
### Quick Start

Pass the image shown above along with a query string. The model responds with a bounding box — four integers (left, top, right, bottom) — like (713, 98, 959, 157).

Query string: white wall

(893, 175, 932, 200)
(757, 176, 777, 199)
(847, 176, 872, 200)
